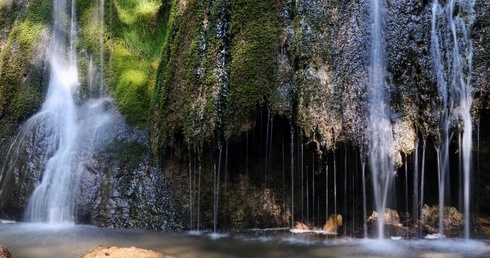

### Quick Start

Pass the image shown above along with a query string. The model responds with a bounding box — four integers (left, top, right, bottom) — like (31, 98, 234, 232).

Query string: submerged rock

(81, 245, 165, 258)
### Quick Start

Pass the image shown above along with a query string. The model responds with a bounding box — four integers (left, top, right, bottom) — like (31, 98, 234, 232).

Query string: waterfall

(0, 0, 114, 224)
(23, 0, 79, 224)
(431, 0, 475, 238)
(368, 0, 395, 239)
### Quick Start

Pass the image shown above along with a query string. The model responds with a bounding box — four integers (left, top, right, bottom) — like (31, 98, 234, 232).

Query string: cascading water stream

(24, 0, 79, 224)
(0, 0, 114, 225)
(368, 0, 395, 239)
(431, 0, 474, 239)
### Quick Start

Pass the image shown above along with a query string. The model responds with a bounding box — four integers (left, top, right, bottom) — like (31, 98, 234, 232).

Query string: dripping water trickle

(431, 0, 475, 239)
(420, 139, 427, 237)
(361, 149, 367, 238)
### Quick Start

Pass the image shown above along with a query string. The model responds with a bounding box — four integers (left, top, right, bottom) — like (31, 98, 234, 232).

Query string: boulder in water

(368, 208, 402, 227)
(0, 244, 11, 258)
(293, 221, 309, 230)
(81, 245, 165, 258)
(322, 214, 343, 233)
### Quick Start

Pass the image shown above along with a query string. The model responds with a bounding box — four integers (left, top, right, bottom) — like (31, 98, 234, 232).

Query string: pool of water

(0, 222, 489, 257)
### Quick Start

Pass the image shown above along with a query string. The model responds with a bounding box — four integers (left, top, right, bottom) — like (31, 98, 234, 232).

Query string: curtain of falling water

(24, 0, 80, 224)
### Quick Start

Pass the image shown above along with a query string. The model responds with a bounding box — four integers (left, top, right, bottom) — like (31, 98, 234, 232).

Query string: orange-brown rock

(293, 221, 310, 230)
(0, 244, 11, 258)
(368, 208, 402, 227)
(81, 245, 165, 258)
(322, 214, 343, 233)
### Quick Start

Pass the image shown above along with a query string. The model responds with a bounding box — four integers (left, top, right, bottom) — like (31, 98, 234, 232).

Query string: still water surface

(0, 222, 489, 257)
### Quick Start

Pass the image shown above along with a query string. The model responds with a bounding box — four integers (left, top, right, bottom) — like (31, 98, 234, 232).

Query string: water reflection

(0, 223, 488, 258)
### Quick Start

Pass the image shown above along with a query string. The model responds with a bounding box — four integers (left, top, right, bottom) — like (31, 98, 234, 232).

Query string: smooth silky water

(0, 222, 489, 258)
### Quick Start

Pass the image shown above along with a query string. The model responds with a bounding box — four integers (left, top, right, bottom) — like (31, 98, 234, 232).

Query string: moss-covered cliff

(150, 0, 284, 151)
(148, 0, 490, 231)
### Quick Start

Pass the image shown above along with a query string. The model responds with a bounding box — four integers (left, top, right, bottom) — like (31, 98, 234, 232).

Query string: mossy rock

(0, 0, 51, 138)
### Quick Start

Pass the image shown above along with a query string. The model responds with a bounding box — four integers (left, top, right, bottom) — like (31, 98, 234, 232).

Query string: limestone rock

(0, 244, 11, 258)
(293, 221, 309, 230)
(421, 205, 464, 236)
(322, 214, 343, 233)
(81, 245, 165, 258)
(368, 209, 402, 227)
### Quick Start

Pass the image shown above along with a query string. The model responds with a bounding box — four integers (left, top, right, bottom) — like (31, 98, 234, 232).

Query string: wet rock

(82, 245, 165, 258)
(367, 208, 402, 227)
(366, 209, 414, 238)
(322, 214, 343, 233)
(0, 244, 11, 258)
(294, 221, 309, 230)
(421, 205, 464, 236)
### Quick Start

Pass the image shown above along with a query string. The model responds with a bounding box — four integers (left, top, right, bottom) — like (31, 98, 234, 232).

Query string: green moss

(79, 6, 102, 53)
(0, 0, 51, 131)
(74, 0, 168, 127)
(114, 0, 160, 25)
(228, 0, 280, 133)
(115, 69, 149, 125)
(110, 0, 167, 127)
(150, 0, 281, 157)
(151, 0, 202, 154)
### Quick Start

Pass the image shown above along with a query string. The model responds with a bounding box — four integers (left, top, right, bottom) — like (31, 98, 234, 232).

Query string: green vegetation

(151, 0, 201, 154)
(77, 0, 167, 127)
(109, 0, 167, 126)
(0, 0, 51, 136)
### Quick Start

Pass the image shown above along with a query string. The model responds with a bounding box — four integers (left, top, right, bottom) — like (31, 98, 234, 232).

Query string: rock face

(0, 98, 184, 230)
(73, 103, 185, 230)
(82, 246, 165, 258)
(0, 244, 11, 258)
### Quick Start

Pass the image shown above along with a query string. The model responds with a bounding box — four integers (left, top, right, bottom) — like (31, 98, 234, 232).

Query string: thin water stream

(431, 0, 475, 238)
(368, 0, 394, 239)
